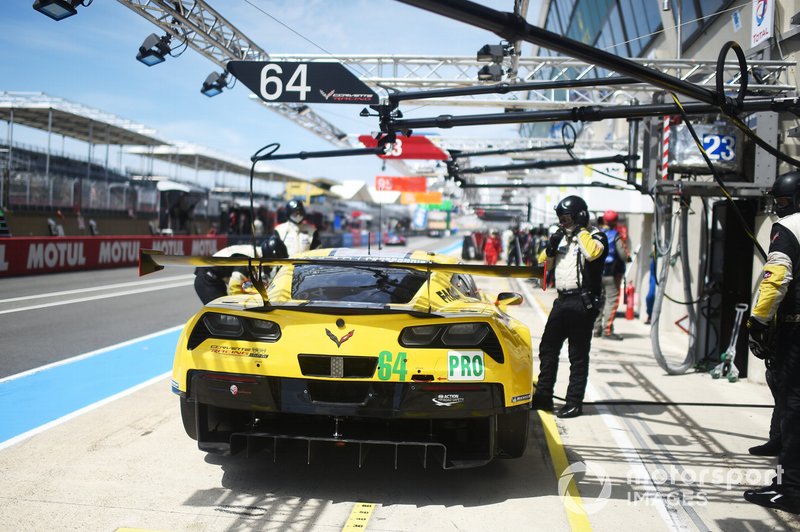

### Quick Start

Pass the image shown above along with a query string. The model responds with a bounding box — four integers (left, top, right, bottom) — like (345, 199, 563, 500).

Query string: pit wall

(0, 235, 229, 277)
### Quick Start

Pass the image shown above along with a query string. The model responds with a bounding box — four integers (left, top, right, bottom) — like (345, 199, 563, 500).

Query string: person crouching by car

(194, 244, 260, 304)
(193, 237, 287, 304)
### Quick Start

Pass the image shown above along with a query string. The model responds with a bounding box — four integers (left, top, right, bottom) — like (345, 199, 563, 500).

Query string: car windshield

(291, 264, 427, 304)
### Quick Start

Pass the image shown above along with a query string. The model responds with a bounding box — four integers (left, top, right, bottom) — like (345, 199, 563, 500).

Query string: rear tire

(497, 409, 530, 458)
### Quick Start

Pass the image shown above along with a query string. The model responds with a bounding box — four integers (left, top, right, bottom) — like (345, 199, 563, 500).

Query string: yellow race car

(143, 247, 536, 468)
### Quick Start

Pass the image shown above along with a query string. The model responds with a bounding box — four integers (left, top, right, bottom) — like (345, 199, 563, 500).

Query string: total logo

(755, 0, 768, 25)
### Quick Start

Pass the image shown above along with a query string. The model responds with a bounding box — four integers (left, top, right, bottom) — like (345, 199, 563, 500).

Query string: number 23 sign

(701, 134, 736, 162)
(227, 61, 379, 105)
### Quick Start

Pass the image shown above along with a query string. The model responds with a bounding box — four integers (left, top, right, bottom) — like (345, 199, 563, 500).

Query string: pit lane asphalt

(2, 235, 796, 531)
(0, 235, 570, 531)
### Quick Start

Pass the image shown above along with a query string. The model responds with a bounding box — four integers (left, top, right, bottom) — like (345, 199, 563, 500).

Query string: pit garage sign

(751, 0, 774, 48)
(359, 134, 449, 160)
(668, 123, 742, 174)
(375, 176, 427, 192)
(228, 61, 378, 104)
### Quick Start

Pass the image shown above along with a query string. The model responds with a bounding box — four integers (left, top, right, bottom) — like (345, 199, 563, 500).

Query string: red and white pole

(662, 116, 670, 181)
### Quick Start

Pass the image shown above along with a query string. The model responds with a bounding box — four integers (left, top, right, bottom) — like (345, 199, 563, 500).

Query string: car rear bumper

(183, 371, 531, 468)
(188, 370, 506, 418)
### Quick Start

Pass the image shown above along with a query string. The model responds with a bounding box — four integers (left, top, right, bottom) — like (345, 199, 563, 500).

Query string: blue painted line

(0, 330, 179, 445)
(437, 239, 463, 255)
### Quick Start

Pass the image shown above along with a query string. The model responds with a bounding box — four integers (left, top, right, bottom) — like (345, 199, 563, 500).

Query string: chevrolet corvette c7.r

(142, 247, 537, 468)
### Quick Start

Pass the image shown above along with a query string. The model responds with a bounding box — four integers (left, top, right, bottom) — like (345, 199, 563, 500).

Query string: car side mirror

(495, 292, 523, 310)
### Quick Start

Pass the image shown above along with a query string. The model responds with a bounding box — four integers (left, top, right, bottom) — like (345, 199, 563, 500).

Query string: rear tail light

(398, 322, 504, 363)
(399, 325, 441, 346)
(441, 323, 489, 345)
(248, 318, 281, 341)
(202, 313, 244, 337)
(188, 312, 282, 349)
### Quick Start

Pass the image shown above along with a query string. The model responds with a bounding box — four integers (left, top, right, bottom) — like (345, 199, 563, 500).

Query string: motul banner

(0, 235, 229, 277)
(359, 134, 448, 160)
(375, 176, 428, 192)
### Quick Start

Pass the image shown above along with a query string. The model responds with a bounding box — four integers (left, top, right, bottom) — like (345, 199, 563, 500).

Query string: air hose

(649, 199, 700, 374)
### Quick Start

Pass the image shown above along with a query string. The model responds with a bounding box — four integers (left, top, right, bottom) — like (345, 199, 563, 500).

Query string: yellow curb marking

(342, 502, 377, 531)
(538, 410, 593, 531)
(528, 285, 592, 531)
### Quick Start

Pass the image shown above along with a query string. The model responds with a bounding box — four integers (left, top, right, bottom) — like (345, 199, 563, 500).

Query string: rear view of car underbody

(179, 370, 530, 469)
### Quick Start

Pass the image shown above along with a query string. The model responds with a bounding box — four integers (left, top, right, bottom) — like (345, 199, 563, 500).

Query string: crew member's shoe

(744, 484, 800, 514)
(531, 395, 554, 411)
(749, 440, 781, 456)
(557, 404, 583, 418)
(603, 332, 624, 341)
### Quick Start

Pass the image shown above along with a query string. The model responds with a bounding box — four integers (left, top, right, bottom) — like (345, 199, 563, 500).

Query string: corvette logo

(320, 88, 335, 100)
(325, 328, 354, 348)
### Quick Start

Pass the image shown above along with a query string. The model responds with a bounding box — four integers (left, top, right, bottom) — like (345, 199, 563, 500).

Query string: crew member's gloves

(546, 229, 564, 257)
(747, 317, 773, 360)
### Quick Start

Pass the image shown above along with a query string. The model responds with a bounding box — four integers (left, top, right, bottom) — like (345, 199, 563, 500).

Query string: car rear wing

(139, 249, 543, 279)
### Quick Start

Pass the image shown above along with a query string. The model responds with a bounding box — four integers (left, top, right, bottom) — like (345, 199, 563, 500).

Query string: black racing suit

(750, 212, 800, 494)
(536, 226, 608, 406)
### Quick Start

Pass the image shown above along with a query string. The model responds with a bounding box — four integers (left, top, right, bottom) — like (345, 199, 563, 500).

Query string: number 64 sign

(227, 61, 379, 105)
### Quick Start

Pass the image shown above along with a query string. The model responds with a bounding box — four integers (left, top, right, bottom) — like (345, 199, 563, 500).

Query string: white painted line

(586, 383, 688, 531)
(0, 371, 171, 452)
(0, 274, 194, 304)
(0, 325, 184, 384)
(0, 280, 194, 316)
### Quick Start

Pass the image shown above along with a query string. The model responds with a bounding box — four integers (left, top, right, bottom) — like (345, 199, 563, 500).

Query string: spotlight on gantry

(136, 33, 172, 67)
(32, 0, 89, 21)
(201, 72, 229, 97)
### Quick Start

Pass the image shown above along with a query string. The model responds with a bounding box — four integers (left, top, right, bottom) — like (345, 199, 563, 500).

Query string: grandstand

(0, 92, 309, 237)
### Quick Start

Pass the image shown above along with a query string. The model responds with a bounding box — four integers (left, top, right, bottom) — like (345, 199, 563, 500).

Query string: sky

(1, 1, 541, 194)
